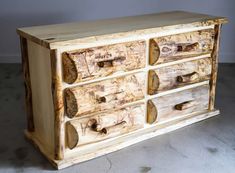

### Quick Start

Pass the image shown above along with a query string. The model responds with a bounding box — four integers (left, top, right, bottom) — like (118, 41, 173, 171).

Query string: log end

(147, 100, 158, 124)
(66, 123, 79, 149)
(149, 39, 160, 65)
(148, 70, 159, 95)
(62, 53, 78, 84)
(65, 89, 78, 118)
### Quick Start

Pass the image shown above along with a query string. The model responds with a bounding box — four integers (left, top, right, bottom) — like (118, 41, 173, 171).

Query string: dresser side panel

(27, 40, 55, 155)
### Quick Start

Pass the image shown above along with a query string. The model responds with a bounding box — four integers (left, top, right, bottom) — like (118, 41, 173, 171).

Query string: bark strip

(209, 24, 222, 110)
(20, 37, 35, 132)
(50, 50, 65, 160)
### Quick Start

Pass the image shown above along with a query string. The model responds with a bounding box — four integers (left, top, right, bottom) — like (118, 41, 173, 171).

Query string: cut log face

(66, 103, 145, 149)
(147, 84, 209, 123)
(65, 72, 146, 118)
(148, 57, 212, 94)
(147, 100, 158, 124)
(62, 40, 146, 84)
(149, 29, 215, 65)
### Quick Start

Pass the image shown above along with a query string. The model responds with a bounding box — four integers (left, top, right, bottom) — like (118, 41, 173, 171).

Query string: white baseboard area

(0, 55, 21, 63)
(219, 53, 235, 63)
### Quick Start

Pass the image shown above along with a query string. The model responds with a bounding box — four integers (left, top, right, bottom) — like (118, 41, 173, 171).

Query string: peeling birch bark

(63, 41, 146, 84)
(20, 37, 35, 132)
(147, 85, 209, 123)
(66, 103, 145, 149)
(148, 58, 212, 94)
(209, 24, 221, 110)
(149, 29, 215, 65)
(65, 73, 145, 118)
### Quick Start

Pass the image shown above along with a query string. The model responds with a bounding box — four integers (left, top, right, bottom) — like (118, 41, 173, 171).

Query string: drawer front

(149, 29, 214, 65)
(66, 103, 145, 149)
(147, 84, 209, 124)
(62, 40, 146, 84)
(65, 72, 145, 118)
(148, 57, 211, 95)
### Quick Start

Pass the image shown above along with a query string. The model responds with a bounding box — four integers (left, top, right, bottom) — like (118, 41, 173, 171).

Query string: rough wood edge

(53, 19, 227, 50)
(16, 16, 227, 50)
(24, 110, 220, 169)
(20, 37, 35, 132)
(50, 50, 65, 160)
(209, 24, 221, 110)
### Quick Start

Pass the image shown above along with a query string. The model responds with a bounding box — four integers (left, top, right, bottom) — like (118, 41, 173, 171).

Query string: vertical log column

(20, 37, 34, 132)
(209, 24, 222, 110)
(50, 50, 65, 160)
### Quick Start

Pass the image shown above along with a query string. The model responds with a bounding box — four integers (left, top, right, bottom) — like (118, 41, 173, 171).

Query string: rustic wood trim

(50, 50, 65, 160)
(20, 37, 34, 132)
(209, 24, 222, 110)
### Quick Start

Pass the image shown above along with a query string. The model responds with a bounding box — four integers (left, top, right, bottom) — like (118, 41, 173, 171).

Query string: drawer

(65, 72, 145, 118)
(148, 57, 211, 95)
(147, 84, 209, 124)
(66, 103, 145, 149)
(149, 29, 214, 65)
(62, 40, 146, 84)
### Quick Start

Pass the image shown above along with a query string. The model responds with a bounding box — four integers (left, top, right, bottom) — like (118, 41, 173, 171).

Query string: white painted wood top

(17, 11, 227, 49)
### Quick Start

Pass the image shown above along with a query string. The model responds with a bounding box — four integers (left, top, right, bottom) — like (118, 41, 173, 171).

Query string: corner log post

(20, 37, 35, 132)
(209, 24, 222, 110)
(50, 50, 65, 160)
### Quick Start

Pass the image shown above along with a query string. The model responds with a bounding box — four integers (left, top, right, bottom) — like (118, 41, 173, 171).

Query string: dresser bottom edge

(24, 109, 220, 170)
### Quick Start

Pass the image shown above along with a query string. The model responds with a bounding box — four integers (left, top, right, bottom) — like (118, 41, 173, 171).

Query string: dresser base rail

(24, 109, 220, 170)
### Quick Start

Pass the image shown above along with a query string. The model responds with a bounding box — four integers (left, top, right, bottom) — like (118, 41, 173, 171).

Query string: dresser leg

(20, 37, 35, 132)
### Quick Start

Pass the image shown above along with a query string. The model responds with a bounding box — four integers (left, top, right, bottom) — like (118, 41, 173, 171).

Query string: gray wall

(0, 0, 234, 63)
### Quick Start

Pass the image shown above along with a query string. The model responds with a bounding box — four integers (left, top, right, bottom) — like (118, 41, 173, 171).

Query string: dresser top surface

(17, 11, 227, 49)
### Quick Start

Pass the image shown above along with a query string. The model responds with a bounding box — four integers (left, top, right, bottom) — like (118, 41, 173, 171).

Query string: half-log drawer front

(148, 57, 212, 95)
(149, 29, 214, 65)
(62, 40, 146, 84)
(147, 84, 209, 124)
(65, 72, 145, 118)
(66, 103, 145, 149)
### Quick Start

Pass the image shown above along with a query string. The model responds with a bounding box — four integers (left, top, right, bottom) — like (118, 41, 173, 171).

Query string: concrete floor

(0, 63, 234, 173)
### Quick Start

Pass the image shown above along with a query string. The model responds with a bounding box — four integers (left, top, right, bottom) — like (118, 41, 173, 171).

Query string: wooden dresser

(17, 11, 227, 169)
